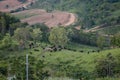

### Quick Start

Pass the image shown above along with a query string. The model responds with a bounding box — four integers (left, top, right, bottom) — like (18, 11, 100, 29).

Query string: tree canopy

(49, 27, 68, 48)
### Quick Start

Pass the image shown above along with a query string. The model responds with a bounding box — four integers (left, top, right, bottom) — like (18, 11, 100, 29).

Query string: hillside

(12, 9, 76, 27)
(0, 0, 35, 12)
(1, 41, 120, 79)
(30, 0, 120, 34)
(0, 0, 119, 34)
(0, 1, 120, 80)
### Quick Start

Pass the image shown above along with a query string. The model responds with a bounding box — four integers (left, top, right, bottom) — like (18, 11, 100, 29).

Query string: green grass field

(1, 43, 119, 80)
(31, 47, 120, 72)
(26, 45, 120, 80)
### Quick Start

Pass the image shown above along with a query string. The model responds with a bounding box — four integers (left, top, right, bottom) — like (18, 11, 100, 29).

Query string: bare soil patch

(0, 0, 76, 27)
(0, 0, 35, 12)
(14, 9, 76, 28)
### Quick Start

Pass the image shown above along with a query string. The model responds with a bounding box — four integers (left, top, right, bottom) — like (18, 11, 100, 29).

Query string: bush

(0, 74, 6, 80)
(95, 53, 117, 77)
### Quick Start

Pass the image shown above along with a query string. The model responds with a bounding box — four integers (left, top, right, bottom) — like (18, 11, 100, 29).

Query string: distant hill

(30, 0, 120, 34)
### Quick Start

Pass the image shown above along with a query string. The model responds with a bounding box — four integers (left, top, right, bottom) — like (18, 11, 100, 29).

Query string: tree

(9, 55, 48, 80)
(0, 17, 6, 35)
(0, 33, 12, 49)
(0, 74, 6, 80)
(13, 27, 31, 42)
(115, 54, 120, 76)
(95, 53, 116, 77)
(96, 35, 105, 49)
(49, 27, 69, 49)
(13, 27, 32, 50)
(31, 28, 42, 43)
(111, 32, 120, 47)
(9, 22, 26, 36)
(66, 27, 75, 41)
(31, 23, 49, 42)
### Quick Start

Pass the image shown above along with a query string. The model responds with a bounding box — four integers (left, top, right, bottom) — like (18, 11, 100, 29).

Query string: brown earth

(0, 0, 35, 12)
(0, 0, 76, 27)
(13, 9, 76, 28)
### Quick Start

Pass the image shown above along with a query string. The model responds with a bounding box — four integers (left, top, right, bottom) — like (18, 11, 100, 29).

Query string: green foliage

(13, 27, 31, 42)
(0, 60, 8, 77)
(31, 24, 49, 42)
(96, 77, 120, 80)
(0, 12, 21, 35)
(0, 74, 6, 80)
(0, 33, 12, 49)
(71, 30, 97, 46)
(0, 33, 18, 50)
(111, 32, 120, 47)
(96, 35, 106, 49)
(95, 53, 117, 77)
(115, 54, 120, 76)
(98, 25, 120, 35)
(30, 0, 120, 29)
(32, 28, 42, 43)
(49, 27, 68, 47)
(9, 55, 48, 80)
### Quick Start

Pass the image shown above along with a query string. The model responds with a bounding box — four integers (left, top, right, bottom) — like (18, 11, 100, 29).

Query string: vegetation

(111, 32, 120, 47)
(30, 0, 120, 32)
(49, 27, 68, 49)
(17, 0, 27, 3)
(0, 0, 120, 79)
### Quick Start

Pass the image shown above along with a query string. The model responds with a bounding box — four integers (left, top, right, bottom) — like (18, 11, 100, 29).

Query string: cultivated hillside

(30, 0, 120, 34)
(0, 0, 35, 12)
(12, 9, 76, 27)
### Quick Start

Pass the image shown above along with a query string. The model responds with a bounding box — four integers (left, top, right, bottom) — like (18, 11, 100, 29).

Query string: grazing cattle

(42, 55, 45, 58)
(43, 47, 53, 52)
(50, 50, 53, 52)
(87, 52, 90, 54)
(29, 52, 32, 54)
(97, 50, 100, 53)
(43, 45, 63, 52)
(67, 48, 71, 50)
(58, 48, 62, 51)
(29, 42, 34, 49)
(72, 49, 76, 52)
(64, 47, 67, 49)
(92, 50, 95, 53)
(80, 50, 84, 53)
(8, 48, 14, 51)
(34, 49, 39, 51)
(53, 47, 57, 52)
